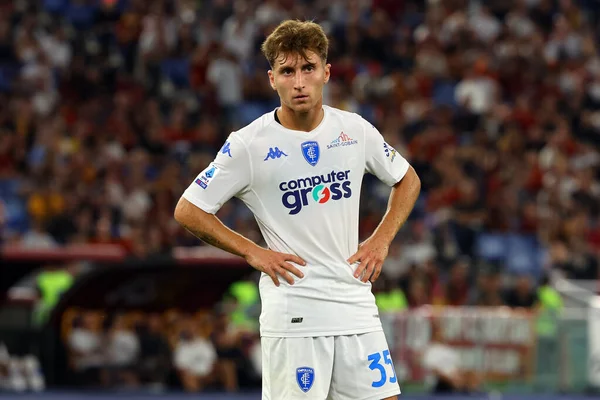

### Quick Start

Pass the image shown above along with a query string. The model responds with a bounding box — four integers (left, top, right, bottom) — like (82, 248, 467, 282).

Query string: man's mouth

(294, 95, 308, 99)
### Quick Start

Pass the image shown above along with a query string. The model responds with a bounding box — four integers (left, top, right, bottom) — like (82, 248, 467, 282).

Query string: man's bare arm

(174, 197, 305, 286)
(371, 166, 421, 245)
(348, 166, 421, 282)
(174, 197, 256, 258)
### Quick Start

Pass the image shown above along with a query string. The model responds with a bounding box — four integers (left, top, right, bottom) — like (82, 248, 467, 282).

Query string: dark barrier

(50, 261, 250, 326)
(0, 244, 128, 304)
(1, 245, 251, 322)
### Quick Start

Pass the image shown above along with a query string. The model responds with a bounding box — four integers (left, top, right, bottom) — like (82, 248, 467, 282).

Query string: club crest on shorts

(301, 141, 320, 166)
(296, 366, 314, 393)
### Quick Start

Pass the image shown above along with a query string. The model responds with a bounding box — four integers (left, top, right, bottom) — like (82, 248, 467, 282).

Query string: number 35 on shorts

(367, 350, 397, 388)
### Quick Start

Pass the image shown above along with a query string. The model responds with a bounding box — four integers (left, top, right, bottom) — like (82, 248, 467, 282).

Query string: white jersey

(182, 105, 410, 337)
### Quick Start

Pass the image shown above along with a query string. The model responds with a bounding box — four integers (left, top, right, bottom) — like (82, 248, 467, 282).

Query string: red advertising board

(385, 307, 536, 383)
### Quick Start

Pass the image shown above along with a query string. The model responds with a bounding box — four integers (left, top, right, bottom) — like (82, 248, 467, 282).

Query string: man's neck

(277, 105, 324, 132)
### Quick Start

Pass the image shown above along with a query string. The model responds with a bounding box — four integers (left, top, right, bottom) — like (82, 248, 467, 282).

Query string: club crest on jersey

(296, 367, 314, 393)
(301, 141, 320, 166)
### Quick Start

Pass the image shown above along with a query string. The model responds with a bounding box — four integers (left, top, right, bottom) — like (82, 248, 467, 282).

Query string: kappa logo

(301, 141, 320, 166)
(327, 132, 358, 149)
(264, 147, 288, 161)
(220, 141, 232, 157)
(296, 367, 315, 393)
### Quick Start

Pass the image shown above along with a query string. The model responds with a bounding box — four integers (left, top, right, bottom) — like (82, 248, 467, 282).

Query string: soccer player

(174, 19, 421, 400)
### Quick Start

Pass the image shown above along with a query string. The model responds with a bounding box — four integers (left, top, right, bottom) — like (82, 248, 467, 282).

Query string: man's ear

(268, 70, 276, 90)
(324, 63, 331, 84)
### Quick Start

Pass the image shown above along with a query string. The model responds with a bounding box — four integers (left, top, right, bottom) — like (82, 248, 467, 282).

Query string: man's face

(268, 50, 330, 113)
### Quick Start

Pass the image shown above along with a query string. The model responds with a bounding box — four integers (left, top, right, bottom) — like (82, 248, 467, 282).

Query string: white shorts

(261, 331, 401, 400)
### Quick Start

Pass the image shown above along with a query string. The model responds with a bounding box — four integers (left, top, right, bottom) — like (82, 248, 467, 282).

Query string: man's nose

(294, 73, 304, 89)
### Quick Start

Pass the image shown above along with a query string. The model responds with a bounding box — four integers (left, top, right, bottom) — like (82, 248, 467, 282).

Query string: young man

(174, 20, 421, 400)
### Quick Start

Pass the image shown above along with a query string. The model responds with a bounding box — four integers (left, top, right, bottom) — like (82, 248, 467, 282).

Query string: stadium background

(1, 0, 600, 398)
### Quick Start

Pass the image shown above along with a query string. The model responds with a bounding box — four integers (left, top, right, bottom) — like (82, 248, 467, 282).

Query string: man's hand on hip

(245, 247, 306, 287)
(348, 237, 389, 283)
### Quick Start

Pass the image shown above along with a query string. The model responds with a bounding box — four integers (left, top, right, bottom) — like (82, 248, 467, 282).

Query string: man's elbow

(173, 197, 190, 226)
(174, 197, 212, 228)
(396, 166, 421, 194)
(412, 168, 422, 195)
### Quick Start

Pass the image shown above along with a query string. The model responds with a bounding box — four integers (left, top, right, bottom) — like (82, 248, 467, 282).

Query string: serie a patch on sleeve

(383, 142, 397, 162)
(194, 164, 220, 189)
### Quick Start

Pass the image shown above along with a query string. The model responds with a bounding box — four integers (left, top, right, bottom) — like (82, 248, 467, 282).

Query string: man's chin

(289, 102, 313, 113)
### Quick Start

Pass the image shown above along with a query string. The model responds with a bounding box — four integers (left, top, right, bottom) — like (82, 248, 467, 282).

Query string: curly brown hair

(261, 20, 329, 68)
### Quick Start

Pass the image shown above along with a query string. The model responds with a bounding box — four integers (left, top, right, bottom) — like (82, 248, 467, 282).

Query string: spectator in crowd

(422, 322, 482, 394)
(209, 306, 248, 392)
(135, 313, 172, 389)
(374, 275, 408, 313)
(173, 317, 218, 392)
(66, 314, 103, 387)
(505, 274, 538, 309)
(19, 219, 57, 249)
(0, 342, 10, 390)
(224, 273, 261, 334)
(100, 314, 140, 388)
(534, 273, 564, 389)
(34, 263, 78, 325)
(438, 257, 471, 306)
(407, 275, 431, 309)
(468, 264, 506, 307)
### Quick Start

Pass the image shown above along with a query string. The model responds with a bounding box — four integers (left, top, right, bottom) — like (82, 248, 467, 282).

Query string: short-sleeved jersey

(183, 105, 410, 337)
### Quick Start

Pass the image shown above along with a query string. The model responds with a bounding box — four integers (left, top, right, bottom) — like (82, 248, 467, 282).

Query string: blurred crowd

(62, 305, 262, 392)
(0, 0, 599, 320)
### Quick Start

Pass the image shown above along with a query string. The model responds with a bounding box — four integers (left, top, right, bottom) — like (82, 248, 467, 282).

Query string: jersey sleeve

(363, 119, 410, 186)
(182, 133, 251, 214)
